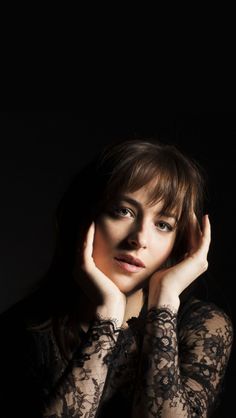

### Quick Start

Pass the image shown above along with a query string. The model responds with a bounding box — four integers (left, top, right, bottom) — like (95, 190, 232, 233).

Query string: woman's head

(55, 138, 205, 294)
(92, 183, 178, 295)
(92, 139, 204, 224)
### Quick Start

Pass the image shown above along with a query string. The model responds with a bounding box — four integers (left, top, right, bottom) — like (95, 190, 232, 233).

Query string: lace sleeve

(131, 302, 233, 418)
(42, 316, 121, 418)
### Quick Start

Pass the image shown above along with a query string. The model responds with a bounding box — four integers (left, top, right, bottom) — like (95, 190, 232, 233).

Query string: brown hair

(92, 139, 205, 265)
(29, 138, 207, 361)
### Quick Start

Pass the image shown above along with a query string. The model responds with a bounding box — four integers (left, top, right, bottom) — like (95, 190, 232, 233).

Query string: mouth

(114, 254, 146, 273)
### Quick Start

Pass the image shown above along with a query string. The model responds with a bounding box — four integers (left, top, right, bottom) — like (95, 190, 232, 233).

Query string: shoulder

(179, 297, 233, 325)
(178, 298, 233, 348)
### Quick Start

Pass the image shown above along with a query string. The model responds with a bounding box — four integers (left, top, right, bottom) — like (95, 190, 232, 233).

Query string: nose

(127, 227, 148, 249)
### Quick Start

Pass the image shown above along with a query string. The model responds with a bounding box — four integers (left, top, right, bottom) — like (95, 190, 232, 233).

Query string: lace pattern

(131, 303, 233, 418)
(42, 317, 121, 417)
(6, 298, 232, 418)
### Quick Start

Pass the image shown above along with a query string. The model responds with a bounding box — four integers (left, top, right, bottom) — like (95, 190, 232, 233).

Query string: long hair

(27, 138, 207, 360)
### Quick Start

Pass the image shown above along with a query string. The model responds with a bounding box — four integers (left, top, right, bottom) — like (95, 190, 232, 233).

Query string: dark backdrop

(0, 111, 235, 416)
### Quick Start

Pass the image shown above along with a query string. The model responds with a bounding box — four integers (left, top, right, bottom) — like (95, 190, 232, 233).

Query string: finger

(83, 222, 95, 266)
(200, 214, 211, 254)
(188, 212, 202, 251)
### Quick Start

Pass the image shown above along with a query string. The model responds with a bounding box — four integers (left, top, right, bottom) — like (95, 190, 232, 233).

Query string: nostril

(129, 239, 137, 247)
(128, 237, 147, 249)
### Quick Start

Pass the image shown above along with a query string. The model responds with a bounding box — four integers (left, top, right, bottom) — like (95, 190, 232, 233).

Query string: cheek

(164, 236, 176, 256)
(151, 235, 176, 267)
(93, 219, 121, 257)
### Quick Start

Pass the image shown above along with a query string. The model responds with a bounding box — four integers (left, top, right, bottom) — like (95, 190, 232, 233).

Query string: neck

(122, 288, 145, 328)
(76, 287, 146, 333)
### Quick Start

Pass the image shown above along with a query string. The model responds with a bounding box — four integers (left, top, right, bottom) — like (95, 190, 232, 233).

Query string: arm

(43, 222, 126, 417)
(131, 301, 233, 418)
(42, 315, 121, 417)
(132, 214, 233, 417)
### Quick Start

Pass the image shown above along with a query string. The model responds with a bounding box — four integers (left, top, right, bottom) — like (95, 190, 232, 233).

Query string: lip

(114, 258, 145, 273)
(114, 253, 146, 268)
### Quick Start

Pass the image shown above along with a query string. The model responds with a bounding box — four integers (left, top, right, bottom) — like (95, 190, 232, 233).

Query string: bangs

(126, 160, 187, 222)
(103, 151, 202, 227)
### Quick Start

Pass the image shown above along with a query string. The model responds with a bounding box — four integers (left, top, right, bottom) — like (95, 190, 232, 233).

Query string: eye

(112, 206, 134, 218)
(156, 221, 173, 232)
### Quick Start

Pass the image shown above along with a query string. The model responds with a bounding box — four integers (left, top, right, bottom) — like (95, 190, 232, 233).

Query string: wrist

(96, 299, 126, 328)
(147, 286, 180, 312)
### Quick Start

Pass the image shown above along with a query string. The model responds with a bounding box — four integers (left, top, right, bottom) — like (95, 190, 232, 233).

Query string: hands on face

(73, 214, 211, 316)
(148, 213, 211, 307)
(73, 222, 126, 324)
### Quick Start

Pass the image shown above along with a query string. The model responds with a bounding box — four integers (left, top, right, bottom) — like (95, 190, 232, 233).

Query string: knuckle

(199, 258, 208, 272)
(192, 254, 208, 273)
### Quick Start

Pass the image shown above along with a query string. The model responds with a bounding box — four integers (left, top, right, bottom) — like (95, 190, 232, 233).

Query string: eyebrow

(118, 195, 178, 222)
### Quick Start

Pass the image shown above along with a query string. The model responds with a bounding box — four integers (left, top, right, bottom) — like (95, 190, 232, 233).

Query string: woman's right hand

(73, 222, 126, 326)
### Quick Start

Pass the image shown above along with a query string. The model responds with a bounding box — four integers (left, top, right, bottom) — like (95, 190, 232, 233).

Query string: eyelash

(111, 206, 173, 232)
(113, 207, 133, 217)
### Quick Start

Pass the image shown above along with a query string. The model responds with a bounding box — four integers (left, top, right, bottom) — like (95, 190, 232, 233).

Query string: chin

(112, 275, 145, 295)
(118, 285, 135, 295)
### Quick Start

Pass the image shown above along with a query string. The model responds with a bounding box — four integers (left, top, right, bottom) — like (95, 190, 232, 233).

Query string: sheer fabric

(0, 297, 233, 418)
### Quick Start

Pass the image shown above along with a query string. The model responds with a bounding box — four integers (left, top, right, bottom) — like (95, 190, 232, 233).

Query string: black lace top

(0, 296, 233, 418)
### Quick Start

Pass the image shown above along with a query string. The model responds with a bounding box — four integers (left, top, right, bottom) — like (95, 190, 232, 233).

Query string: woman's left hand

(148, 214, 211, 310)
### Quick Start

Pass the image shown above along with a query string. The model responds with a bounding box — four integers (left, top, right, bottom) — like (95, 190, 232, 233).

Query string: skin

(73, 183, 211, 329)
(93, 185, 178, 295)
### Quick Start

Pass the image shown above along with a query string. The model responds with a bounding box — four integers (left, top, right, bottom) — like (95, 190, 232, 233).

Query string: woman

(0, 138, 233, 417)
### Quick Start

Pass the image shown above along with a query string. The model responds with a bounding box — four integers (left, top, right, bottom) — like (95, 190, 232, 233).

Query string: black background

(0, 111, 235, 416)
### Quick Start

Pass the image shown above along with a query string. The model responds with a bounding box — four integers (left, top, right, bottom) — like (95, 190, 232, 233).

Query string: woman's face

(92, 184, 178, 295)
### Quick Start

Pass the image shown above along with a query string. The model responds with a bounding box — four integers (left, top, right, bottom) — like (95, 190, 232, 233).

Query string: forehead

(121, 185, 158, 206)
(117, 182, 181, 221)
(105, 175, 183, 221)
(118, 188, 177, 218)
